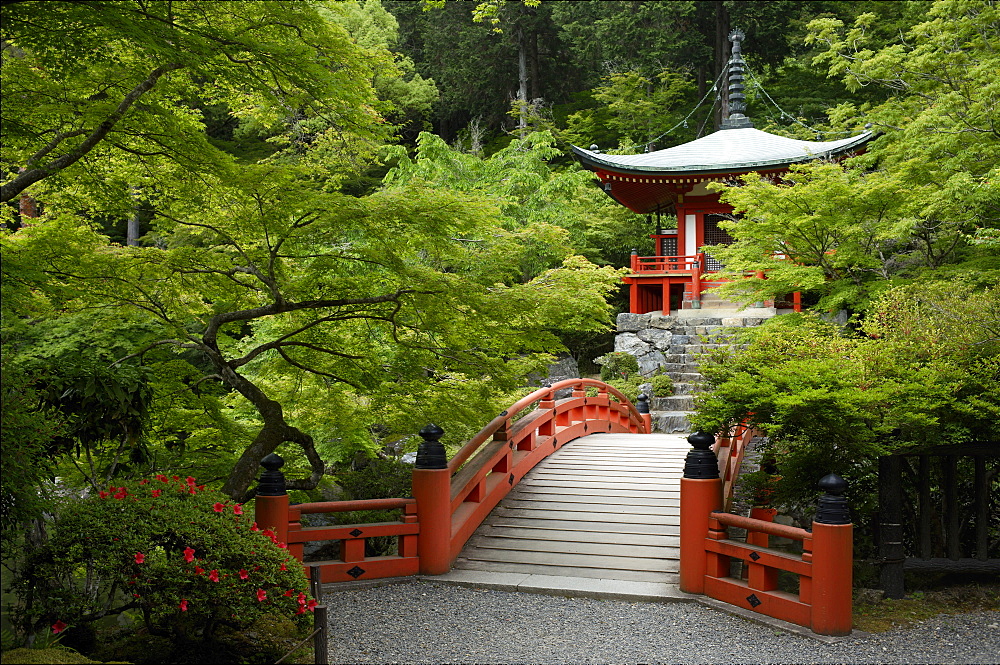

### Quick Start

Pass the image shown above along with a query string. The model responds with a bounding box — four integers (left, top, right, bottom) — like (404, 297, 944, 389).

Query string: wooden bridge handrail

(710, 511, 811, 541)
(446, 378, 645, 472)
(290, 498, 416, 515)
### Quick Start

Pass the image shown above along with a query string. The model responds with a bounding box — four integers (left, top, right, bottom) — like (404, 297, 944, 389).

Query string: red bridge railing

(681, 432, 854, 636)
(254, 379, 650, 583)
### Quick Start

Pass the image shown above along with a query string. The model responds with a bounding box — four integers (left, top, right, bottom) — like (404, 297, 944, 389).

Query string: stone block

(637, 350, 667, 376)
(614, 332, 650, 356)
(642, 330, 675, 351)
(617, 312, 651, 332)
(648, 313, 677, 330)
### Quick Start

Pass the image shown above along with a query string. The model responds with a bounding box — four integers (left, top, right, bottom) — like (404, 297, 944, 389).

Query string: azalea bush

(10, 476, 315, 650)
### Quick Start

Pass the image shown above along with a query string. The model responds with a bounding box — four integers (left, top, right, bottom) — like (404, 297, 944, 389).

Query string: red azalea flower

(251, 522, 259, 532)
(98, 491, 108, 499)
(195, 566, 204, 575)
(139, 479, 149, 485)
(172, 475, 179, 480)
(296, 605, 306, 615)
(156, 474, 168, 483)
(283, 589, 294, 597)
(208, 569, 219, 582)
(262, 529, 274, 539)
(296, 592, 306, 604)
(183, 547, 195, 563)
(307, 599, 318, 611)
(134, 552, 145, 564)
(276, 542, 287, 549)
(52, 620, 68, 634)
(151, 489, 162, 497)
(256, 589, 266, 602)
(212, 502, 224, 513)
(179, 599, 189, 611)
(133, 593, 141, 598)
(279, 562, 287, 571)
(188, 488, 196, 495)
(114, 490, 127, 500)
(233, 504, 244, 515)
(198, 484, 206, 491)
(186, 476, 196, 485)
(239, 569, 249, 580)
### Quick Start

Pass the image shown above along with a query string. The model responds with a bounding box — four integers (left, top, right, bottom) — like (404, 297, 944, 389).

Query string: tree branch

(1, 63, 184, 203)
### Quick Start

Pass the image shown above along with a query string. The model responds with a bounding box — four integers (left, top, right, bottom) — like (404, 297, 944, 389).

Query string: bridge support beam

(680, 431, 723, 594)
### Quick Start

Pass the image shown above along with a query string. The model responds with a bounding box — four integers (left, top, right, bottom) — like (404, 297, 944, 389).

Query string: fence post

(254, 453, 289, 547)
(811, 473, 853, 636)
(680, 431, 723, 594)
(690, 255, 703, 309)
(411, 424, 452, 575)
(636, 393, 652, 433)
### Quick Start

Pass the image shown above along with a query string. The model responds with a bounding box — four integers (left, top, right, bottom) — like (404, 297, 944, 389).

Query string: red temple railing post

(254, 453, 290, 547)
(411, 424, 452, 575)
(690, 253, 704, 309)
(810, 474, 854, 636)
(680, 431, 723, 593)
(636, 393, 652, 433)
(793, 291, 802, 313)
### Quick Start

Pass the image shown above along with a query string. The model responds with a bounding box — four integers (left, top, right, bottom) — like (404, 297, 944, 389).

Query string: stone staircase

(616, 292, 783, 434)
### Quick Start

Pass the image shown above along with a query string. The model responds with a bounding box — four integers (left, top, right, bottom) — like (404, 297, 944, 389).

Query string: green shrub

(10, 476, 315, 648)
(594, 352, 639, 381)
(607, 376, 645, 403)
(649, 374, 674, 397)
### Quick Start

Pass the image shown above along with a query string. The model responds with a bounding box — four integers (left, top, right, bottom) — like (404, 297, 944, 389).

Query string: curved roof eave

(572, 128, 874, 176)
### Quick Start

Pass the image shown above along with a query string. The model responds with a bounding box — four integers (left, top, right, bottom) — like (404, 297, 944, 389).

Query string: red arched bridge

(255, 378, 853, 636)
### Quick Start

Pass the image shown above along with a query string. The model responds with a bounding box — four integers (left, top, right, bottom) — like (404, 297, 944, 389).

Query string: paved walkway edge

(429, 569, 698, 602)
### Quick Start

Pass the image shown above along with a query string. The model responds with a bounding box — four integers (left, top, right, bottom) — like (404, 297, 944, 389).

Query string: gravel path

(323, 580, 999, 664)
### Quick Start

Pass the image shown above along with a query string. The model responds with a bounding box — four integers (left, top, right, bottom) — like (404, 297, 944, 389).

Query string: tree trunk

(517, 27, 528, 137)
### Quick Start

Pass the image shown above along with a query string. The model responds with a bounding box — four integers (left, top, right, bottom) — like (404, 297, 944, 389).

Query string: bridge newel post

(636, 393, 652, 433)
(810, 473, 853, 636)
(254, 453, 289, 548)
(680, 431, 723, 594)
(411, 424, 452, 575)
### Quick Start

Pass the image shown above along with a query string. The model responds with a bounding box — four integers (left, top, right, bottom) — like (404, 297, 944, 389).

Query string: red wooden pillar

(690, 253, 704, 308)
(254, 453, 290, 548)
(411, 424, 452, 575)
(636, 393, 652, 433)
(810, 474, 853, 636)
(679, 432, 723, 593)
(793, 291, 802, 313)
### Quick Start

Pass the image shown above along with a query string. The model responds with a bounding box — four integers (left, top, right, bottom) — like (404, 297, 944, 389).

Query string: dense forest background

(2, 0, 996, 534)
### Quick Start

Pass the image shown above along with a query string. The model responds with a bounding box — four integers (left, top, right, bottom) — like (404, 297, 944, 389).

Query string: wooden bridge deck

(436, 433, 694, 601)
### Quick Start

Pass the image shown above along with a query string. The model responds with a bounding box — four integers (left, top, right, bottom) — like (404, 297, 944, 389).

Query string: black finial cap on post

(815, 473, 851, 525)
(257, 453, 287, 496)
(415, 424, 448, 470)
(636, 393, 650, 414)
(683, 431, 720, 479)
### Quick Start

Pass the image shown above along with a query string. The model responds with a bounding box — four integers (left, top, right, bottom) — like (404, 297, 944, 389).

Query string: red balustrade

(631, 254, 702, 273)
(256, 379, 650, 582)
(414, 378, 650, 574)
(680, 435, 853, 637)
(714, 423, 757, 510)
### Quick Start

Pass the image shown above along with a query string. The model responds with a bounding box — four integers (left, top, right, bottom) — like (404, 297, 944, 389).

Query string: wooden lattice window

(703, 214, 735, 271)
